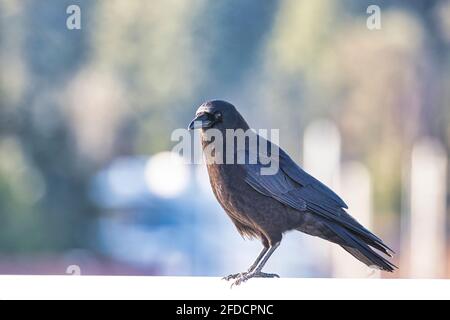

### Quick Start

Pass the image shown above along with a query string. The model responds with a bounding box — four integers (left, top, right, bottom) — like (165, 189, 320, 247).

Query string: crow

(188, 100, 396, 286)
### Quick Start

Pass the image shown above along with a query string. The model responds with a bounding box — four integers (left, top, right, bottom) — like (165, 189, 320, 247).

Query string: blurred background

(0, 0, 449, 278)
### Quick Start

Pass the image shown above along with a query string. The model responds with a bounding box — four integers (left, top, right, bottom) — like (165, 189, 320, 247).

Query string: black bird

(188, 100, 396, 285)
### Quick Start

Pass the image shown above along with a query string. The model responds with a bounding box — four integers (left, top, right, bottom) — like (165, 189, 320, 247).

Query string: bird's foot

(231, 271, 280, 287)
(222, 272, 248, 281)
(253, 272, 280, 279)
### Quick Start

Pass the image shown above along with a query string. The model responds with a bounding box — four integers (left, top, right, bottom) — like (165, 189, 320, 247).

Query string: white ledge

(0, 276, 448, 300)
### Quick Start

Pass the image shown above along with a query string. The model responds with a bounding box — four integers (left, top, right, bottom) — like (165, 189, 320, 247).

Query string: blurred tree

(0, 0, 95, 252)
(0, 0, 448, 272)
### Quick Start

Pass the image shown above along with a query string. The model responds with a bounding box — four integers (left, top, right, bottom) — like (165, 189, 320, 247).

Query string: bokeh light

(144, 152, 190, 198)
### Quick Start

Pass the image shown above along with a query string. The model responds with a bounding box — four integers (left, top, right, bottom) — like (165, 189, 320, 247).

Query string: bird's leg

(222, 247, 268, 281)
(231, 242, 281, 287)
(246, 247, 269, 273)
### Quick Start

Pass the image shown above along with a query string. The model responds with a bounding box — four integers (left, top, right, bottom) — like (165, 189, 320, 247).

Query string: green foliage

(0, 0, 449, 253)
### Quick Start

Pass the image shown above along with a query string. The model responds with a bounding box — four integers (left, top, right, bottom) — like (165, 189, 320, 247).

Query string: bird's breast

(206, 164, 249, 212)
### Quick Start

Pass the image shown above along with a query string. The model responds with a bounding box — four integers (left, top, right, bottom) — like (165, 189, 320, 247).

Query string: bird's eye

(215, 112, 222, 120)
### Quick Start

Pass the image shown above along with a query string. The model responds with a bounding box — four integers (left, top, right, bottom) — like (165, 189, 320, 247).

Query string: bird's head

(188, 100, 249, 131)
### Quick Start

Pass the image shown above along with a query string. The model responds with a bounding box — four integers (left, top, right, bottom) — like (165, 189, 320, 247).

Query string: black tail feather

(329, 223, 397, 272)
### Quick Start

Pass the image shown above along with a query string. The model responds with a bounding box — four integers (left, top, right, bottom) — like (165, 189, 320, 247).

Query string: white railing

(0, 276, 449, 299)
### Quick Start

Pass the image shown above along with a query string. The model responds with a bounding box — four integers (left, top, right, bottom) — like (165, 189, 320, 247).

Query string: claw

(222, 272, 246, 281)
(254, 272, 280, 279)
(231, 274, 249, 288)
(230, 271, 280, 287)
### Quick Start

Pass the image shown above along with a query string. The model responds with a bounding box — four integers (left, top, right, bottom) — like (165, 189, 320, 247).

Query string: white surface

(0, 276, 449, 300)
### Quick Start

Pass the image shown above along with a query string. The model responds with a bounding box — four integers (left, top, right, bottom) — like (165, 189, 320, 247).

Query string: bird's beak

(188, 113, 215, 130)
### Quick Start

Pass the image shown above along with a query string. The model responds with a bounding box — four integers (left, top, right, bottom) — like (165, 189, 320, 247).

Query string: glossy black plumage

(189, 100, 396, 283)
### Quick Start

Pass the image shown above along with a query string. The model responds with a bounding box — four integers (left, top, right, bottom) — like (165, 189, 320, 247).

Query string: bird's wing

(241, 139, 391, 252)
(240, 135, 346, 209)
(244, 162, 308, 212)
(278, 147, 348, 209)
